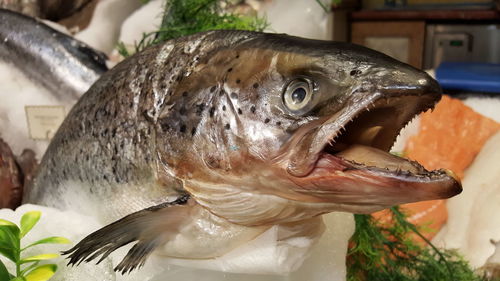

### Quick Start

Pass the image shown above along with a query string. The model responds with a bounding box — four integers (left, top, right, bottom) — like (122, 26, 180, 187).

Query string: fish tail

(62, 195, 190, 274)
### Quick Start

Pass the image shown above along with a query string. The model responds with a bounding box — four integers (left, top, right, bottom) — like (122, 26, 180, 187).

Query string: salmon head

(148, 31, 462, 226)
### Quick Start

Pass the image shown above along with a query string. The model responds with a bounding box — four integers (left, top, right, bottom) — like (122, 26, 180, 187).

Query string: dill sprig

(347, 207, 491, 281)
(117, 0, 268, 57)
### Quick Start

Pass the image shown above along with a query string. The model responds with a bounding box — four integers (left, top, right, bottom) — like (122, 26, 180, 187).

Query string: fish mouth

(286, 87, 462, 213)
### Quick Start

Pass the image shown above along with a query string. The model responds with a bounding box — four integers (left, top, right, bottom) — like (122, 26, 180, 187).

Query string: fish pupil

(291, 87, 307, 104)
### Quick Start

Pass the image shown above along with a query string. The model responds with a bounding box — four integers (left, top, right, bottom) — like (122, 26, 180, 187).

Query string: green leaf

(0, 219, 16, 227)
(0, 239, 16, 262)
(0, 225, 20, 243)
(23, 237, 70, 251)
(24, 264, 57, 281)
(0, 259, 11, 281)
(0, 226, 20, 262)
(20, 212, 41, 238)
(10, 277, 26, 281)
(0, 225, 20, 240)
(20, 254, 59, 264)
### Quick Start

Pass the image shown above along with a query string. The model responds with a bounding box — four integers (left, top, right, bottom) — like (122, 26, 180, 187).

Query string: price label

(25, 106, 66, 140)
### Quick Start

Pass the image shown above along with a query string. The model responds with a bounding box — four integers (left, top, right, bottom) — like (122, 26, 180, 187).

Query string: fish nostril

(350, 69, 362, 76)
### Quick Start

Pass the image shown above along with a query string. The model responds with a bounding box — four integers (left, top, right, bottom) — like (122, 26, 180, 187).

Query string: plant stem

(391, 207, 456, 281)
(315, 0, 330, 13)
(15, 256, 20, 277)
(20, 261, 40, 276)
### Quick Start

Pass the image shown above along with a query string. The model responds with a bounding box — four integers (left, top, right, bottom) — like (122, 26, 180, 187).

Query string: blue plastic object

(435, 62, 500, 94)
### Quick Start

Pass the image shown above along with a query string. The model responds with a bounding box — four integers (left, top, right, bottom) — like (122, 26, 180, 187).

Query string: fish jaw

(278, 67, 462, 213)
(288, 151, 460, 214)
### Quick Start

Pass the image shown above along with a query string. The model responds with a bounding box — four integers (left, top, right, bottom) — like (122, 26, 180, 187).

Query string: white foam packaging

(433, 131, 500, 268)
(0, 204, 353, 281)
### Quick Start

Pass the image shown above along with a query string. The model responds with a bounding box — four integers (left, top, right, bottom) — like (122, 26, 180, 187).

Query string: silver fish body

(0, 8, 108, 103)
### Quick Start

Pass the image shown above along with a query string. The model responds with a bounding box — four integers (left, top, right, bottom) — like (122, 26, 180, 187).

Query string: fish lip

(290, 152, 462, 210)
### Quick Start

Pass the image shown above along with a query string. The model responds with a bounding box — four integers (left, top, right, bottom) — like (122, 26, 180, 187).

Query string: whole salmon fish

(24, 30, 462, 273)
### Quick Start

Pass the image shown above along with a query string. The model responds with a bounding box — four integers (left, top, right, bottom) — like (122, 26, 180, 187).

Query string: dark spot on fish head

(236, 79, 241, 84)
(230, 92, 238, 99)
(250, 105, 256, 113)
(225, 123, 230, 130)
(209, 107, 216, 117)
(196, 103, 205, 116)
(210, 86, 217, 92)
(227, 68, 233, 72)
(222, 105, 226, 111)
(160, 119, 170, 131)
(253, 83, 259, 89)
(180, 124, 186, 133)
(237, 108, 242, 115)
(182, 91, 188, 97)
(179, 106, 187, 115)
(264, 118, 270, 123)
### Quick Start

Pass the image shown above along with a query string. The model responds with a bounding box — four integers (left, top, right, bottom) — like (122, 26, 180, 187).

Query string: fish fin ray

(62, 195, 191, 273)
(114, 239, 160, 274)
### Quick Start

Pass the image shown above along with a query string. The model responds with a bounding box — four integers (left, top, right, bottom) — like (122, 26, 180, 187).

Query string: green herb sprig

(347, 207, 495, 281)
(118, 0, 268, 57)
(0, 211, 70, 281)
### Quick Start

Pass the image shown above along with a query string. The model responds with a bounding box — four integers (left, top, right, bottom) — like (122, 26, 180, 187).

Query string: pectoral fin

(63, 195, 191, 274)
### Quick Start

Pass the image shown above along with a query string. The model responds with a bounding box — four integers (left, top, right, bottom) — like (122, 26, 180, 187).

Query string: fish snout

(372, 65, 442, 100)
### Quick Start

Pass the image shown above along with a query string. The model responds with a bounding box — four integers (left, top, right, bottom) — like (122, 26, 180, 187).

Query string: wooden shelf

(350, 9, 500, 21)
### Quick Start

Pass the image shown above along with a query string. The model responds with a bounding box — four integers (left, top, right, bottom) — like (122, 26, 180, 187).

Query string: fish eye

(283, 78, 315, 113)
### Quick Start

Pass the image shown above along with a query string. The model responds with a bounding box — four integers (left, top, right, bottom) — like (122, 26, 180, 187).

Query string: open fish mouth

(286, 88, 462, 212)
(324, 94, 437, 176)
